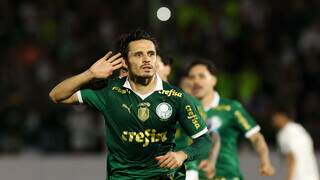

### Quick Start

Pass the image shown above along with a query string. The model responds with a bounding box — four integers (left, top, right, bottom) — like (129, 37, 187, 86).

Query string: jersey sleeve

(77, 80, 109, 112)
(232, 101, 260, 138)
(178, 94, 208, 139)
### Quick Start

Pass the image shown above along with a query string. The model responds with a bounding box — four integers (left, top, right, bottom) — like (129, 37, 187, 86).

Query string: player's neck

(128, 75, 157, 95)
(201, 91, 215, 109)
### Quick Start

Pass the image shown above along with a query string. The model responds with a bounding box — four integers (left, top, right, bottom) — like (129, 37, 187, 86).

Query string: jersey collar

(204, 91, 220, 111)
(123, 74, 163, 100)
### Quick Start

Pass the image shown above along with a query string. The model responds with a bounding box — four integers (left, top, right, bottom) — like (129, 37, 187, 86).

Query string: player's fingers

(103, 51, 113, 60)
(106, 53, 121, 63)
(155, 156, 164, 161)
(156, 155, 168, 164)
(159, 156, 173, 168)
(157, 153, 171, 164)
(198, 160, 207, 169)
(112, 63, 123, 71)
(111, 58, 123, 65)
(165, 160, 177, 169)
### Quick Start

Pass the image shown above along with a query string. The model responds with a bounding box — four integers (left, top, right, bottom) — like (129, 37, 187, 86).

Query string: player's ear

(165, 65, 172, 76)
(122, 58, 128, 68)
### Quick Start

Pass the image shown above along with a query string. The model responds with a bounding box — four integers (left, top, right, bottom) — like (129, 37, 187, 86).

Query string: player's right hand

(198, 159, 215, 179)
(259, 162, 275, 176)
(88, 51, 123, 79)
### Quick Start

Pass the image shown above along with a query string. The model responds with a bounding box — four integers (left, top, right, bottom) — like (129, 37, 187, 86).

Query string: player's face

(271, 113, 287, 129)
(189, 64, 217, 99)
(180, 77, 193, 95)
(127, 39, 157, 78)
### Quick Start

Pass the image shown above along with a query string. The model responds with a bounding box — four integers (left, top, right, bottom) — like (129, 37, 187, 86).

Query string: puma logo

(122, 104, 132, 113)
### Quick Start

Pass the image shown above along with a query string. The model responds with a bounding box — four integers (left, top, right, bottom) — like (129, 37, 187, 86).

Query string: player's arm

(286, 152, 295, 180)
(49, 52, 123, 104)
(233, 101, 274, 176)
(248, 132, 275, 176)
(199, 131, 220, 178)
(156, 133, 211, 170)
(156, 95, 211, 169)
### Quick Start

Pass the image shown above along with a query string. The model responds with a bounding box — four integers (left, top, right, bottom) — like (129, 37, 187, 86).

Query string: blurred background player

(156, 54, 172, 82)
(272, 106, 319, 180)
(187, 59, 275, 180)
(156, 55, 220, 179)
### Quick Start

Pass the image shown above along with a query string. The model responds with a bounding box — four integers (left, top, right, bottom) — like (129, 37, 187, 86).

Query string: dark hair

(158, 51, 173, 66)
(272, 104, 295, 119)
(117, 29, 159, 59)
(186, 59, 218, 76)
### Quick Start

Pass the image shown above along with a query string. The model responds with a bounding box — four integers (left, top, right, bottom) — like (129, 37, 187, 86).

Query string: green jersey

(206, 92, 260, 180)
(78, 76, 208, 179)
(175, 93, 206, 171)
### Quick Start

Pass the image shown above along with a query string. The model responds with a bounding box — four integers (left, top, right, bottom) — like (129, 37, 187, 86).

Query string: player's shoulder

(107, 77, 132, 94)
(219, 98, 243, 111)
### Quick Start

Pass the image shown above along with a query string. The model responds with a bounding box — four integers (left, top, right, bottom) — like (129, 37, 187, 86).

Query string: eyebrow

(129, 50, 156, 54)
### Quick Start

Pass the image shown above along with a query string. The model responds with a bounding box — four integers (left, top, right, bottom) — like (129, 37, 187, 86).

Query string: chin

(193, 93, 203, 99)
(141, 73, 155, 78)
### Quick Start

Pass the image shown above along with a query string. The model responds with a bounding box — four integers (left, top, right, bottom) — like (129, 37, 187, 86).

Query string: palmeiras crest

(137, 102, 150, 122)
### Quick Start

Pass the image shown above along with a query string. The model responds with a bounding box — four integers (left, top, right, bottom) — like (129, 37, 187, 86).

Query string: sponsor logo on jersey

(234, 110, 251, 130)
(158, 89, 182, 97)
(112, 86, 131, 94)
(137, 102, 150, 122)
(156, 102, 173, 121)
(121, 103, 132, 113)
(121, 129, 168, 147)
(216, 105, 231, 111)
(185, 105, 201, 129)
(208, 116, 222, 129)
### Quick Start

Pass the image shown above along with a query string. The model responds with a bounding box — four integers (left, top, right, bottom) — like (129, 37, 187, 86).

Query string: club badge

(208, 116, 222, 129)
(156, 102, 173, 121)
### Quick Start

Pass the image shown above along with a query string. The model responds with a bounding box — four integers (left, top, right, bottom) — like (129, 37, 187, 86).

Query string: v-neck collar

(204, 91, 220, 111)
(123, 74, 163, 100)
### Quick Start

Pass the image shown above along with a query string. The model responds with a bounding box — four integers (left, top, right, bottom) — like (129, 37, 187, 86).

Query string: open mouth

(141, 65, 153, 70)
(193, 84, 203, 91)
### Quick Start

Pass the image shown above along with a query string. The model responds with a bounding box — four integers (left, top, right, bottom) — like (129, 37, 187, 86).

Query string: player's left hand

(155, 151, 187, 169)
(198, 159, 215, 179)
(259, 162, 275, 176)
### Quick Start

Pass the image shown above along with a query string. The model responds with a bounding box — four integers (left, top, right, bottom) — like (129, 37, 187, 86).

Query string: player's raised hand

(199, 159, 215, 178)
(88, 51, 123, 79)
(155, 151, 187, 169)
(259, 162, 275, 176)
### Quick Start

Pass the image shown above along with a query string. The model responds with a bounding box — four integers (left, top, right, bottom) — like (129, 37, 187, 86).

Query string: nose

(142, 54, 151, 63)
(190, 75, 199, 83)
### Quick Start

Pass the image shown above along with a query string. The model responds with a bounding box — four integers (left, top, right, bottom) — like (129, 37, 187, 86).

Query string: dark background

(0, 0, 319, 154)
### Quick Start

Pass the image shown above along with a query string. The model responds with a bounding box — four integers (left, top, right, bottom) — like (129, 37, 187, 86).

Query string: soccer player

(179, 75, 221, 180)
(272, 106, 319, 180)
(49, 30, 211, 180)
(156, 56, 220, 180)
(187, 59, 275, 180)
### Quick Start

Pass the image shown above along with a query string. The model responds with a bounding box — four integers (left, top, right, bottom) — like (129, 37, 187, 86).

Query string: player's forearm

(182, 133, 212, 162)
(208, 132, 220, 165)
(250, 133, 271, 165)
(287, 153, 295, 180)
(49, 70, 94, 103)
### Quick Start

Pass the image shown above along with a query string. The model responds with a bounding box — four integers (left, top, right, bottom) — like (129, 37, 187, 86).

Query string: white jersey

(277, 122, 319, 180)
